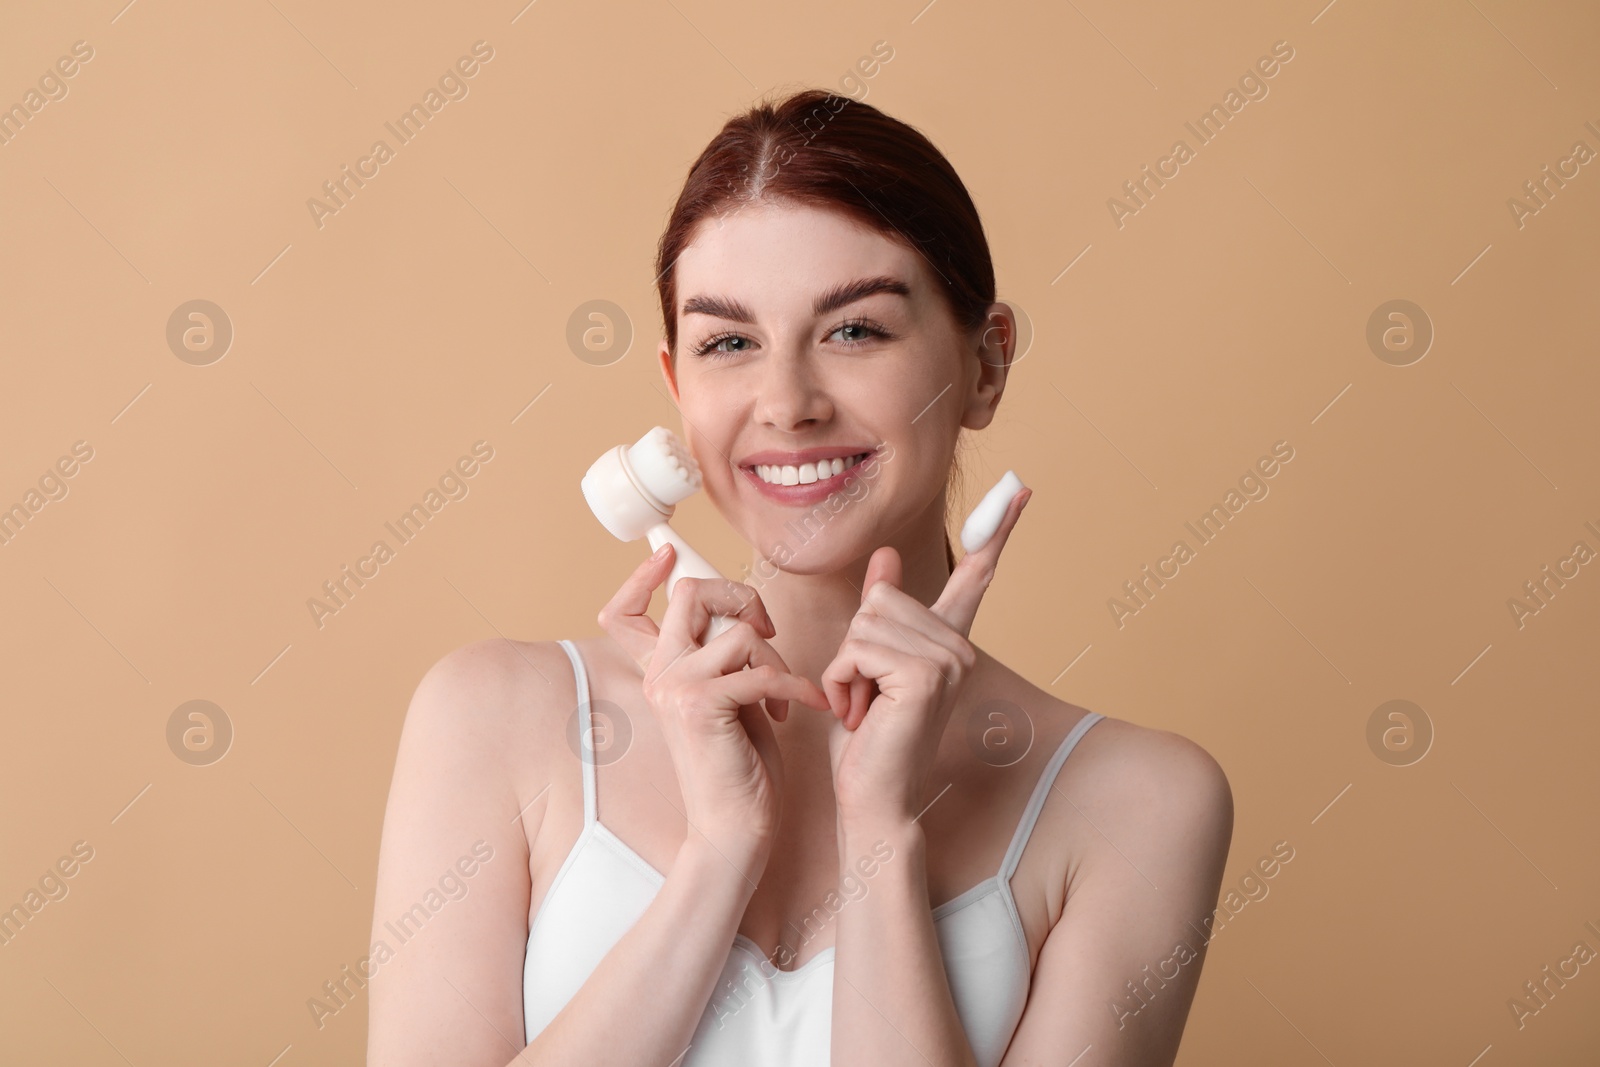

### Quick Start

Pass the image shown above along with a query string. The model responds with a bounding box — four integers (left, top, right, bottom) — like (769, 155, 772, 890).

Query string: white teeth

(752, 453, 869, 486)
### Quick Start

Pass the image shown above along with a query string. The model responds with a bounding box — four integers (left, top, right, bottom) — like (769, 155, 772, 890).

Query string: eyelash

(690, 318, 892, 359)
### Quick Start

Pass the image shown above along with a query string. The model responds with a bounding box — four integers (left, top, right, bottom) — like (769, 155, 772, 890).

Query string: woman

(368, 89, 1232, 1067)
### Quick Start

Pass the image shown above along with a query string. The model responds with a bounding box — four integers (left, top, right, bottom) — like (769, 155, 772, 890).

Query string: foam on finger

(959, 470, 1026, 553)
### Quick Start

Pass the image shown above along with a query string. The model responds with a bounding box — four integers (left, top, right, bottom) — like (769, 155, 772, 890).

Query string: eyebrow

(680, 275, 912, 324)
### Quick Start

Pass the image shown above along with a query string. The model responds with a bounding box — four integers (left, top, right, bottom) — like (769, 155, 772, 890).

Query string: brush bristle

(628, 426, 701, 506)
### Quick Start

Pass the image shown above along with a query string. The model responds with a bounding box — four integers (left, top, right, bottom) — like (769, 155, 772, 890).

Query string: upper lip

(736, 445, 877, 469)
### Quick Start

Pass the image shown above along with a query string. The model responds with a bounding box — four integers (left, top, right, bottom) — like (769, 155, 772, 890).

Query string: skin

(367, 200, 1234, 1067)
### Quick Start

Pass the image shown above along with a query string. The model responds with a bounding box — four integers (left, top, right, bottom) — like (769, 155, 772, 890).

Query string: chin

(741, 514, 875, 578)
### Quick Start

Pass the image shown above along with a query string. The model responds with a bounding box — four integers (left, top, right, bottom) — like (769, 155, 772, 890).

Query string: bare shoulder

(1073, 713, 1231, 824)
(412, 635, 572, 705)
(980, 646, 1231, 837)
(397, 637, 577, 800)
(1046, 699, 1234, 886)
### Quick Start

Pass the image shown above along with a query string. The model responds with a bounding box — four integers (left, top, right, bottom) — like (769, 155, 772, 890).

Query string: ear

(658, 338, 681, 405)
(961, 301, 1014, 431)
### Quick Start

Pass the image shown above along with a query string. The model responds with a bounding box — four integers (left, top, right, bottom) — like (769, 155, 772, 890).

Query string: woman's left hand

(822, 487, 1032, 825)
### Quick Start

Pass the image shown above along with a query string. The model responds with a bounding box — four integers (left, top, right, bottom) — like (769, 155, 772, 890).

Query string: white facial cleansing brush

(581, 426, 736, 643)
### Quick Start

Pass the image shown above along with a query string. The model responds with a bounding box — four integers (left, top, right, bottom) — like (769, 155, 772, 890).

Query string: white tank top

(523, 638, 1105, 1066)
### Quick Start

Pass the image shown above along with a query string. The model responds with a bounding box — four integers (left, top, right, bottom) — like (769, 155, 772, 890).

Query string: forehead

(674, 201, 924, 308)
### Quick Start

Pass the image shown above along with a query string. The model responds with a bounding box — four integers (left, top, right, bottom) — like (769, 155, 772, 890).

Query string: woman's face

(658, 200, 1007, 573)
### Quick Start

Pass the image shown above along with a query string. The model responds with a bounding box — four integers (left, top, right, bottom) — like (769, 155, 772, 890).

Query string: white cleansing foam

(959, 470, 1026, 553)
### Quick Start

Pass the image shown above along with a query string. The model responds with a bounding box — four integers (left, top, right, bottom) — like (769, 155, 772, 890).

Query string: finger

(697, 616, 793, 675)
(858, 546, 901, 615)
(819, 643, 866, 722)
(820, 669, 863, 725)
(847, 675, 872, 731)
(830, 546, 901, 724)
(823, 636, 916, 726)
(849, 609, 965, 674)
(845, 576, 965, 731)
(597, 544, 677, 670)
(694, 620, 832, 712)
(836, 611, 965, 731)
(655, 576, 776, 674)
(716, 664, 833, 711)
(856, 580, 959, 650)
(932, 486, 1031, 638)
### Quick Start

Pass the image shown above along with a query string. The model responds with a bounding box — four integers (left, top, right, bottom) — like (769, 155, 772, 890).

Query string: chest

(524, 638, 1092, 984)
(522, 825, 1036, 1067)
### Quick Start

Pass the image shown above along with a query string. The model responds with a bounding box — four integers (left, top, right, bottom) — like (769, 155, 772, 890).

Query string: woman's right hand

(596, 544, 830, 869)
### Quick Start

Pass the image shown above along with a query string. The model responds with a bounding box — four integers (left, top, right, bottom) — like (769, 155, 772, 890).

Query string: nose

(753, 343, 834, 432)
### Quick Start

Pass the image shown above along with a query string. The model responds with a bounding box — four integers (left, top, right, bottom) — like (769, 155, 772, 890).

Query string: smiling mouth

(747, 452, 873, 487)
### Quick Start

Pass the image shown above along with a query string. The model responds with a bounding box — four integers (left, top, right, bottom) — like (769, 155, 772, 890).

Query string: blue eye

(689, 318, 892, 359)
(692, 333, 753, 357)
(829, 319, 889, 347)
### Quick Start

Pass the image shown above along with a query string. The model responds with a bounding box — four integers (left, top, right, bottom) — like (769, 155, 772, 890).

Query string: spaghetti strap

(998, 712, 1105, 883)
(555, 639, 597, 826)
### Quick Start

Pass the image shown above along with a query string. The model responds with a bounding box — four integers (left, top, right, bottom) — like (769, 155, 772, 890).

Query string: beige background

(2, 0, 1597, 1063)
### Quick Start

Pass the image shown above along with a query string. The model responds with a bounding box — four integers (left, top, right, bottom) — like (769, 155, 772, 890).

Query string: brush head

(581, 426, 703, 542)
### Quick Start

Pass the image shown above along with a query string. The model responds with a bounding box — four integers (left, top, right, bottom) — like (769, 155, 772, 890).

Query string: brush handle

(645, 524, 736, 644)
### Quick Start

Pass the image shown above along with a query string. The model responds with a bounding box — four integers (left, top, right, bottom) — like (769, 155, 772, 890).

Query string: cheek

(898, 403, 959, 463)
(675, 391, 737, 461)
(685, 423, 752, 511)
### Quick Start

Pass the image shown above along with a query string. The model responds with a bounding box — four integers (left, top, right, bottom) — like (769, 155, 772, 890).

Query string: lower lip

(740, 454, 875, 505)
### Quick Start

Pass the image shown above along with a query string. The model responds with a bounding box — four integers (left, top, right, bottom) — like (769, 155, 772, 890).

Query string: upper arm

(366, 639, 554, 1066)
(998, 724, 1233, 1067)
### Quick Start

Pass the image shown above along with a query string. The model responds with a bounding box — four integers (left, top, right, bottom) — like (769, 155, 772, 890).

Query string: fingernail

(651, 543, 670, 559)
